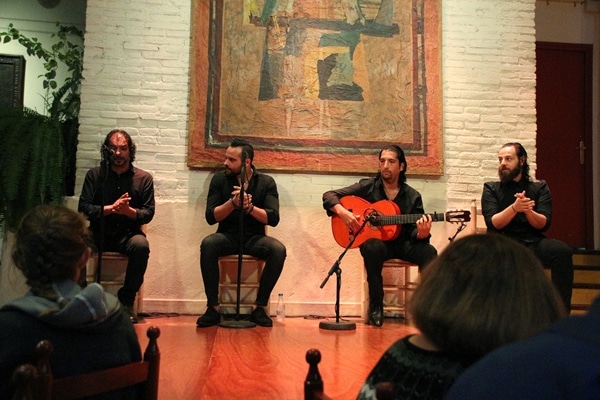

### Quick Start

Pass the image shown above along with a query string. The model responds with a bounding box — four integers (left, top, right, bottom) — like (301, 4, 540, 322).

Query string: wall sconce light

(37, 0, 61, 9)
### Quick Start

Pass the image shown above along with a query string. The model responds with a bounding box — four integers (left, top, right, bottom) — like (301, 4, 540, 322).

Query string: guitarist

(322, 145, 437, 327)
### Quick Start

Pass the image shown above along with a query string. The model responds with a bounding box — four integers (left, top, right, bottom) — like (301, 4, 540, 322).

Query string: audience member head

(409, 233, 565, 364)
(12, 205, 92, 302)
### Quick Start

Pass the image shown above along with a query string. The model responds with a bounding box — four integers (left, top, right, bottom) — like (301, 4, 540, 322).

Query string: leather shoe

(196, 307, 221, 328)
(368, 303, 383, 327)
(123, 305, 138, 324)
(249, 307, 273, 327)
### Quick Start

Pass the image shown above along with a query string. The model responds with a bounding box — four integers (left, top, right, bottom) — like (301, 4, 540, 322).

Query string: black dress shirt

(481, 179, 552, 243)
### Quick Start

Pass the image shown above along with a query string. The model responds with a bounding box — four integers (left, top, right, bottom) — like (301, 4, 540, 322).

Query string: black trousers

(360, 238, 437, 306)
(96, 232, 150, 307)
(522, 237, 574, 313)
(200, 232, 286, 308)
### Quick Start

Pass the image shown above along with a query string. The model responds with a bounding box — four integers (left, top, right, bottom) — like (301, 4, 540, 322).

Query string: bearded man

(79, 129, 155, 323)
(196, 138, 286, 328)
(481, 142, 573, 313)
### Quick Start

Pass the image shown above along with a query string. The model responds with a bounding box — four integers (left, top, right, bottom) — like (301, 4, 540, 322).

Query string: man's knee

(128, 235, 149, 257)
(265, 239, 286, 266)
(360, 238, 385, 258)
(200, 234, 221, 254)
(272, 240, 287, 258)
(425, 245, 438, 262)
(537, 239, 573, 266)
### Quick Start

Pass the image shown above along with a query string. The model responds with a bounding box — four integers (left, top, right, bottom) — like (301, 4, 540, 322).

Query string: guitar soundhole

(364, 208, 382, 230)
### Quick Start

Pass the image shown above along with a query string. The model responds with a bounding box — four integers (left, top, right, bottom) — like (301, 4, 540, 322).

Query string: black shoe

(196, 307, 221, 328)
(368, 303, 383, 327)
(123, 305, 138, 324)
(249, 307, 273, 327)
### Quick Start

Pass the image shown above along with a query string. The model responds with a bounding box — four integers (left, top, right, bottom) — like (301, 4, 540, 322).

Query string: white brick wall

(442, 0, 537, 207)
(76, 0, 537, 315)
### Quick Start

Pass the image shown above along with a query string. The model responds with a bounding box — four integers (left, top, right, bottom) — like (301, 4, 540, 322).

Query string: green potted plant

(0, 22, 83, 231)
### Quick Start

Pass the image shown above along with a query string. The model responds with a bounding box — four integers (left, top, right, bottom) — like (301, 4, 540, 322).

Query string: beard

(499, 164, 521, 183)
(225, 165, 241, 177)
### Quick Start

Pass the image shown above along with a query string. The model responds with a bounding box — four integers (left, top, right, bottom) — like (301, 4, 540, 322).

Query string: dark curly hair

(103, 129, 137, 162)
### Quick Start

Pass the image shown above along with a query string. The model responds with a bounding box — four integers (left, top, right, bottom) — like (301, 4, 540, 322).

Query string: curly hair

(409, 233, 564, 365)
(12, 205, 91, 302)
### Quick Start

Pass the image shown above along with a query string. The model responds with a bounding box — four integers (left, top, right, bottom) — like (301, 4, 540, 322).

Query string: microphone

(365, 213, 380, 226)
(102, 145, 115, 158)
(242, 151, 248, 163)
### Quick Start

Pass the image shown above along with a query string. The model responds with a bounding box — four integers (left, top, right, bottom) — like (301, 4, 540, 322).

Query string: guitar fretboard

(371, 212, 445, 226)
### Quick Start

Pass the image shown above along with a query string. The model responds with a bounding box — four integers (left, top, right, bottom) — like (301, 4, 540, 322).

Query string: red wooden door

(535, 42, 594, 249)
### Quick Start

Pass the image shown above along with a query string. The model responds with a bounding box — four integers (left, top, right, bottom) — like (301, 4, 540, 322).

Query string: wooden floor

(133, 314, 418, 400)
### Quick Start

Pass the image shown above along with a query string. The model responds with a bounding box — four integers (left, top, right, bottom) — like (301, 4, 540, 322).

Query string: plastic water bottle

(276, 293, 285, 322)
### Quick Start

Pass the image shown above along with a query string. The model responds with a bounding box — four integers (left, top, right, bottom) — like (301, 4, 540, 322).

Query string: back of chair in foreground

(12, 325, 160, 400)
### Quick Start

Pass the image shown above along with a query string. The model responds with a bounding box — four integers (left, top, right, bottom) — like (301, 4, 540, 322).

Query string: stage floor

(134, 314, 417, 399)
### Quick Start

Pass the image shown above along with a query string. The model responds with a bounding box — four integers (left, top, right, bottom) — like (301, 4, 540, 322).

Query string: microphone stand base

(319, 320, 356, 331)
(219, 319, 256, 329)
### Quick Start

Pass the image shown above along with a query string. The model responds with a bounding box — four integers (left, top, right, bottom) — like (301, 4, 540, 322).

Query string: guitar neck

(373, 212, 445, 226)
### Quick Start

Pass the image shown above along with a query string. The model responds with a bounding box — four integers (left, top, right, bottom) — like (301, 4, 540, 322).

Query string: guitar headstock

(446, 210, 471, 223)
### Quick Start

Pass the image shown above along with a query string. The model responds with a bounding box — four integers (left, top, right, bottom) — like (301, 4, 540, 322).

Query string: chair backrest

(304, 348, 395, 400)
(304, 349, 332, 400)
(11, 326, 160, 400)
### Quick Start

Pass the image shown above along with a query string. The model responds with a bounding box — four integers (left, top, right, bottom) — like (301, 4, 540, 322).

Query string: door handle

(579, 140, 586, 164)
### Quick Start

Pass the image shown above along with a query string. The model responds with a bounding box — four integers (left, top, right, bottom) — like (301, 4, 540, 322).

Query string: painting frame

(188, 0, 442, 175)
(0, 54, 26, 109)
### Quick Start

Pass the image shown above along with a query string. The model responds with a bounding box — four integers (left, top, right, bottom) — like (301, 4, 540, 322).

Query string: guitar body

(331, 196, 402, 248)
(330, 196, 471, 249)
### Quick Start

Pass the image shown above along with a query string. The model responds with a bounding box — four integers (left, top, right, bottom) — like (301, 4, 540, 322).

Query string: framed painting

(0, 54, 26, 108)
(188, 0, 442, 175)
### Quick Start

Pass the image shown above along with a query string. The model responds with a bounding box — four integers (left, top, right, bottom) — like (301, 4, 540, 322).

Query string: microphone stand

(448, 222, 467, 242)
(95, 147, 112, 284)
(319, 216, 371, 331)
(220, 152, 256, 329)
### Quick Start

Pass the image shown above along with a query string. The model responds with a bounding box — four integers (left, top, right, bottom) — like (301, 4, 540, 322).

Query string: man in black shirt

(481, 142, 573, 313)
(196, 139, 286, 328)
(79, 129, 155, 323)
(323, 145, 437, 326)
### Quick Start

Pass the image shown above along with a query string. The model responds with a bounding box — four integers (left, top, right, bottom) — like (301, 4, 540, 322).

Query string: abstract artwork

(188, 0, 442, 175)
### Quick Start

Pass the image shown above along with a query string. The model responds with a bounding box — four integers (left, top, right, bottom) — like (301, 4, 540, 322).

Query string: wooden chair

(218, 254, 267, 315)
(362, 259, 419, 320)
(11, 326, 161, 400)
(381, 259, 419, 317)
(304, 349, 394, 400)
(86, 225, 148, 315)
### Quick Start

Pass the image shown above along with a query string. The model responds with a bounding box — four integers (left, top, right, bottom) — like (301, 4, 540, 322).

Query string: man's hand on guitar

(333, 204, 361, 233)
(416, 214, 432, 239)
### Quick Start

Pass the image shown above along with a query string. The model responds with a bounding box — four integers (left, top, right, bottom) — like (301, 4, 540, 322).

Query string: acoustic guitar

(331, 196, 471, 248)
